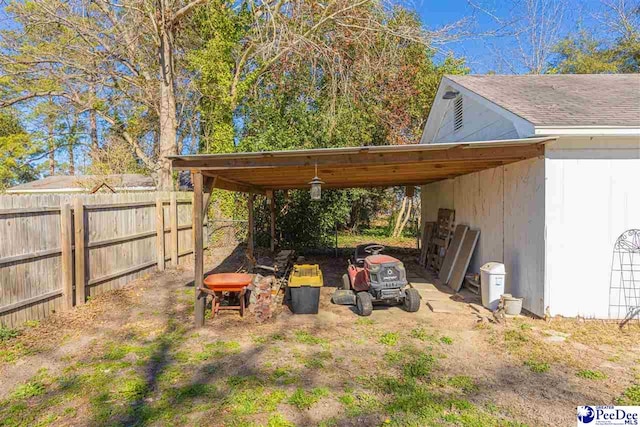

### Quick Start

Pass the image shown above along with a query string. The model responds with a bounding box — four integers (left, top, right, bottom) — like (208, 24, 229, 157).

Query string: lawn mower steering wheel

(364, 244, 385, 255)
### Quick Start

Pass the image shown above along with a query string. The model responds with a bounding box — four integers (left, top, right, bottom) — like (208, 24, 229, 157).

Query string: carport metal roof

(169, 136, 555, 194)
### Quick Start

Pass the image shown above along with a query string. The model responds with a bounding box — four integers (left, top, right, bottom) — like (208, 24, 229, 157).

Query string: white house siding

(544, 136, 640, 318)
(433, 94, 520, 143)
(421, 157, 546, 316)
(503, 158, 546, 316)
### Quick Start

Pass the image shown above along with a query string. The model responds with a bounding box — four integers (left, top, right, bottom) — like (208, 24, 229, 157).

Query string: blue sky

(415, 0, 610, 73)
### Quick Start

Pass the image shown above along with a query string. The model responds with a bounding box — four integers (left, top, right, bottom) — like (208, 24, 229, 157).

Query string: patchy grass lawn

(337, 226, 417, 249)
(0, 247, 638, 426)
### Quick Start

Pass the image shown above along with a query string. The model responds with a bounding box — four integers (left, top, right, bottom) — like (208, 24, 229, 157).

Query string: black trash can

(287, 264, 323, 314)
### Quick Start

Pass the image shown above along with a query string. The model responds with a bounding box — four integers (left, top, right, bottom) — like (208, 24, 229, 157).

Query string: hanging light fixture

(309, 163, 324, 201)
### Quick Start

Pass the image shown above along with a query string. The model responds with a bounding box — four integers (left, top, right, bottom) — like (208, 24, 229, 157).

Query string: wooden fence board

(0, 191, 196, 327)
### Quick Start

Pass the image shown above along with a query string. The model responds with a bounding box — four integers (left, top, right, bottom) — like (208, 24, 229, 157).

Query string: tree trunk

(89, 109, 98, 153)
(392, 196, 407, 237)
(49, 145, 55, 176)
(396, 198, 412, 238)
(48, 121, 55, 176)
(68, 142, 75, 175)
(157, 12, 178, 191)
(68, 115, 76, 175)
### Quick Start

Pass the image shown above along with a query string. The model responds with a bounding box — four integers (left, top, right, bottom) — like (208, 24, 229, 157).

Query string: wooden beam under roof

(202, 174, 265, 195)
(171, 138, 553, 193)
(172, 144, 543, 170)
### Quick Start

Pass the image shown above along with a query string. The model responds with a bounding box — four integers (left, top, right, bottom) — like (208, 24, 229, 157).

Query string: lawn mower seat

(353, 243, 379, 267)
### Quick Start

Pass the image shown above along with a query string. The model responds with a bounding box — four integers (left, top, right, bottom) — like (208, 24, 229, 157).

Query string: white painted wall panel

(421, 179, 454, 225)
(421, 158, 544, 315)
(434, 95, 519, 143)
(545, 137, 640, 318)
(474, 168, 505, 273)
(503, 158, 546, 316)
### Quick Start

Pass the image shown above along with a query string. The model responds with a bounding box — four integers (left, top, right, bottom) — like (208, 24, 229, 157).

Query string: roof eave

(534, 126, 640, 136)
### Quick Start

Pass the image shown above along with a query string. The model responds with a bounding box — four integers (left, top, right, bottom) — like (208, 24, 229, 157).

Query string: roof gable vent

(453, 96, 463, 132)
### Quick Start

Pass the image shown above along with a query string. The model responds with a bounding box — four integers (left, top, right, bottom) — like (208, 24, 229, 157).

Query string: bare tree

(0, 0, 206, 189)
(194, 0, 468, 148)
(596, 0, 640, 41)
(2, 0, 467, 187)
(469, 0, 568, 73)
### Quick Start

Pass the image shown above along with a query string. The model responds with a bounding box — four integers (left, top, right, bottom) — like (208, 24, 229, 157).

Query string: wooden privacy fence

(0, 192, 204, 327)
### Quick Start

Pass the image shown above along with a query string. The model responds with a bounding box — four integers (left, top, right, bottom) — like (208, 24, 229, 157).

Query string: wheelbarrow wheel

(356, 292, 373, 316)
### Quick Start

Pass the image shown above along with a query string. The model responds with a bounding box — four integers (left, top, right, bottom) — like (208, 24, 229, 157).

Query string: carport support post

(267, 190, 275, 252)
(247, 194, 255, 259)
(192, 171, 206, 327)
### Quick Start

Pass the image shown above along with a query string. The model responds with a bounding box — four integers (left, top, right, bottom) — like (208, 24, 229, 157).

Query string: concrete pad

(411, 282, 438, 291)
(420, 292, 455, 302)
(426, 300, 466, 313)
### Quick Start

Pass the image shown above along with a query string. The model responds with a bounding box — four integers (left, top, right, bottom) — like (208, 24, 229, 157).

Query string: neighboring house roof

(6, 174, 156, 193)
(445, 74, 640, 127)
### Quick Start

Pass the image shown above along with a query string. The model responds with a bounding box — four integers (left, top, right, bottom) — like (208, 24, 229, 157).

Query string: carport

(169, 136, 554, 326)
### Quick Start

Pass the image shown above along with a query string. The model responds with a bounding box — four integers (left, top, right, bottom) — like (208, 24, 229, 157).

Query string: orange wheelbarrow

(199, 273, 253, 318)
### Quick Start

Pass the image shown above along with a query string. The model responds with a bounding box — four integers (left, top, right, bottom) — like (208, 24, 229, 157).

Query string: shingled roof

(446, 74, 640, 127)
(6, 174, 155, 193)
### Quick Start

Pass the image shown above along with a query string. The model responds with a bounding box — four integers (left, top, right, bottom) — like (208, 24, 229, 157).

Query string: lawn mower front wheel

(356, 292, 373, 316)
(403, 288, 421, 312)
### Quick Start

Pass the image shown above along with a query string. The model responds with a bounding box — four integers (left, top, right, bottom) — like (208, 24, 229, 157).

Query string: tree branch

(172, 0, 207, 23)
(0, 91, 65, 108)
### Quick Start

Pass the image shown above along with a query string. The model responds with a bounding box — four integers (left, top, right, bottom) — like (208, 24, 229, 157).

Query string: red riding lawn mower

(332, 243, 421, 316)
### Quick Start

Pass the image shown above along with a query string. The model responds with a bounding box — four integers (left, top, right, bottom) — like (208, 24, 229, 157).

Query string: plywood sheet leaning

(427, 209, 455, 272)
(439, 224, 469, 285)
(448, 229, 480, 292)
(419, 222, 435, 267)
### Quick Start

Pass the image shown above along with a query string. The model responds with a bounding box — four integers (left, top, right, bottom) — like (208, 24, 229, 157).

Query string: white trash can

(480, 262, 506, 311)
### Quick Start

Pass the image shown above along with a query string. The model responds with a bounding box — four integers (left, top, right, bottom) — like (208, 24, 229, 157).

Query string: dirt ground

(0, 245, 639, 427)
